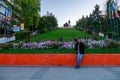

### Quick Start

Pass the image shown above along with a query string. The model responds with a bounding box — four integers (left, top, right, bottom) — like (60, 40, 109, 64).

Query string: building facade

(0, 0, 12, 36)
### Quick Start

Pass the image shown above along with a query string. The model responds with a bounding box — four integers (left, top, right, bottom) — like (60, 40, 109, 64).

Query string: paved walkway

(0, 66, 120, 80)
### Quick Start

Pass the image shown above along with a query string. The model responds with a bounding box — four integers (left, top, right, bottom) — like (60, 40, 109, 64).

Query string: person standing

(75, 39, 85, 68)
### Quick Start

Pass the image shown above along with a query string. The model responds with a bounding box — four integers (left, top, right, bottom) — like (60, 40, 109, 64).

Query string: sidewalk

(0, 66, 120, 80)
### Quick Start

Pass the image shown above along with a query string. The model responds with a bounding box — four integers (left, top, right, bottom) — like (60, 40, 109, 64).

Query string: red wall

(0, 54, 120, 66)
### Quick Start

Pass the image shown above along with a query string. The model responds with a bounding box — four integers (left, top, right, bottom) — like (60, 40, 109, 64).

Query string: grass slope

(31, 28, 93, 41)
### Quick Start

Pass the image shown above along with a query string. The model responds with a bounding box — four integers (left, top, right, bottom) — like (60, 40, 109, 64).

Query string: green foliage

(15, 32, 31, 41)
(75, 3, 120, 39)
(11, 0, 41, 31)
(106, 41, 120, 48)
(2, 43, 13, 49)
(86, 48, 120, 54)
(39, 13, 58, 33)
(0, 48, 120, 54)
(76, 4, 102, 34)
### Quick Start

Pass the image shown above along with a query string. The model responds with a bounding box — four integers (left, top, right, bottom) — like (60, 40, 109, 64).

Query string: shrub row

(15, 32, 31, 41)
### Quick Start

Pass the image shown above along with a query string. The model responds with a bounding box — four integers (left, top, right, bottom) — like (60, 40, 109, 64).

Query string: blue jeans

(77, 52, 83, 66)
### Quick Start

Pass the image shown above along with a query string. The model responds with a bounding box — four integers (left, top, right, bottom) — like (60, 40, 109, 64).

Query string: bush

(2, 43, 13, 49)
(93, 35, 98, 40)
(0, 44, 3, 49)
(87, 30, 92, 34)
(15, 32, 31, 41)
(107, 32, 112, 38)
(106, 41, 120, 48)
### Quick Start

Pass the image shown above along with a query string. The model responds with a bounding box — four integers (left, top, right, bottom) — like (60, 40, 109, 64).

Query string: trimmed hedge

(0, 48, 120, 54)
(15, 32, 31, 40)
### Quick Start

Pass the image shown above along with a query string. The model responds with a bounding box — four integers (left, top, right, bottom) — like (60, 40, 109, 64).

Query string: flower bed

(20, 41, 75, 49)
(18, 39, 120, 49)
(0, 39, 120, 49)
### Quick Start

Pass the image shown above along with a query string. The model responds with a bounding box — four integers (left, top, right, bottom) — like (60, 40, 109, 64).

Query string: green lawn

(5, 28, 120, 54)
(0, 48, 119, 54)
(31, 28, 93, 41)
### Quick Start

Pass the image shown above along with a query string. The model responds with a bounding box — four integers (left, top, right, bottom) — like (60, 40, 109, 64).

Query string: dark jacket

(75, 42, 85, 54)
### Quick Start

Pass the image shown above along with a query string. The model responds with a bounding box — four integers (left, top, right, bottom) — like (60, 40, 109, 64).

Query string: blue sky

(41, 0, 107, 26)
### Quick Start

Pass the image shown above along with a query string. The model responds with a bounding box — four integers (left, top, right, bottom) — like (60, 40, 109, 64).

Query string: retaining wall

(0, 54, 120, 66)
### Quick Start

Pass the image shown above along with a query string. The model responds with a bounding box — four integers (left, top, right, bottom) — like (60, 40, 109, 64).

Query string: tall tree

(12, 0, 41, 31)
(39, 12, 58, 33)
(76, 4, 103, 36)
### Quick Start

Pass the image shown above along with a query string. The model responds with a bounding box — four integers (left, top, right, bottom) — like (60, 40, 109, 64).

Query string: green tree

(76, 4, 103, 34)
(39, 12, 58, 33)
(12, 0, 41, 31)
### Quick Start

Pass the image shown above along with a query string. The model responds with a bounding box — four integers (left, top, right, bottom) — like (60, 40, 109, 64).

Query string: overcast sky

(41, 0, 108, 26)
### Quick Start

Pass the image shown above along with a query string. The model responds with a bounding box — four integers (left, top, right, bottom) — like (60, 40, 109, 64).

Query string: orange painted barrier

(0, 54, 120, 66)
